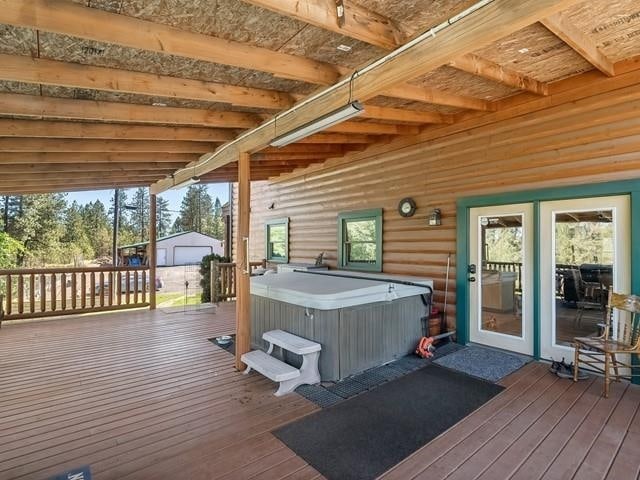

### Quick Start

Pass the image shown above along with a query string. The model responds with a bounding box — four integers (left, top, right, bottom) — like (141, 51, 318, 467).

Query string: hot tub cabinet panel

(250, 272, 431, 381)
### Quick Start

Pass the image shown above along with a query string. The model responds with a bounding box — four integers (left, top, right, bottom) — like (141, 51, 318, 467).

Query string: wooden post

(149, 191, 157, 310)
(235, 151, 251, 371)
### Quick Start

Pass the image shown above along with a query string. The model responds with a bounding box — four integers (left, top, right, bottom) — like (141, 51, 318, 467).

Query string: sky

(66, 183, 230, 223)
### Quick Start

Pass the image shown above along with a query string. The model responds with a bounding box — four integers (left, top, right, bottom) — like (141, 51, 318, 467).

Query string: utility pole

(112, 188, 120, 266)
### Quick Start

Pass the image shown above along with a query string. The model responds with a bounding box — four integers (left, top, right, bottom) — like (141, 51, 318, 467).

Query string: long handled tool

(442, 252, 451, 336)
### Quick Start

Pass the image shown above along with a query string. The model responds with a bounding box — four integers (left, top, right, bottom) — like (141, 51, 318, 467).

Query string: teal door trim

(456, 179, 640, 382)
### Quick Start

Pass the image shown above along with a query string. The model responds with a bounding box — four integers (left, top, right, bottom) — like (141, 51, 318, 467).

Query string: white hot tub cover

(250, 271, 433, 310)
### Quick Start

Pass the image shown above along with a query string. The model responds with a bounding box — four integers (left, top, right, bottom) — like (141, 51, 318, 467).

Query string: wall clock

(398, 197, 416, 217)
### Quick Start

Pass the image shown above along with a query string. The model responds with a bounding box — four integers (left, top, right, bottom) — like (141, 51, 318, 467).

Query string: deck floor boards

(1, 305, 638, 480)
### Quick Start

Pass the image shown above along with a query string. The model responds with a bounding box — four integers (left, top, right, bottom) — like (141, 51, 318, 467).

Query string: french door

(539, 196, 630, 361)
(469, 204, 534, 355)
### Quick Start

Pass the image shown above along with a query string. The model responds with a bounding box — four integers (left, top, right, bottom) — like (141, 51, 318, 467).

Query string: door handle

(468, 276, 476, 282)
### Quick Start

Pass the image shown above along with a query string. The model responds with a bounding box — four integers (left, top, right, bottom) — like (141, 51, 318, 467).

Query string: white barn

(120, 231, 224, 266)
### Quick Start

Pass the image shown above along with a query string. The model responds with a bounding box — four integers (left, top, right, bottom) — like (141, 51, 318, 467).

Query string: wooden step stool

(241, 329, 321, 396)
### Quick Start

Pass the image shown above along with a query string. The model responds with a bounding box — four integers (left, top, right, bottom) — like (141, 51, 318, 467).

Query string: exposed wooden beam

(382, 84, 495, 111)
(0, 163, 187, 173)
(360, 105, 454, 124)
(262, 144, 346, 154)
(0, 54, 295, 110)
(0, 171, 174, 182)
(242, 0, 403, 49)
(0, 138, 216, 153)
(296, 133, 376, 144)
(0, 182, 151, 195)
(327, 122, 420, 135)
(0, 0, 341, 86)
(541, 13, 616, 77)
(153, 0, 581, 193)
(250, 153, 336, 161)
(0, 119, 238, 142)
(0, 153, 199, 164)
(0, 93, 260, 128)
(0, 178, 155, 188)
(450, 53, 549, 95)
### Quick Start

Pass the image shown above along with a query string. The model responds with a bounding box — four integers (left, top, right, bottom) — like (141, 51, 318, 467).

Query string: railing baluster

(126, 271, 131, 305)
(17, 274, 24, 314)
(40, 274, 46, 312)
(81, 273, 86, 309)
(133, 271, 139, 305)
(60, 273, 66, 311)
(71, 273, 77, 310)
(29, 274, 35, 313)
(99, 272, 105, 307)
(90, 272, 95, 308)
(117, 271, 122, 305)
(51, 274, 57, 311)
(6, 274, 12, 317)
(142, 270, 147, 304)
(108, 271, 114, 306)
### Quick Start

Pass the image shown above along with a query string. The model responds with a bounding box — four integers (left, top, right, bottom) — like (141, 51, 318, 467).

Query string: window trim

(337, 208, 383, 272)
(265, 218, 289, 263)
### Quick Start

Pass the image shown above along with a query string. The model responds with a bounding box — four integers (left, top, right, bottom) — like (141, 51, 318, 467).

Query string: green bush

(0, 232, 24, 268)
(200, 253, 230, 303)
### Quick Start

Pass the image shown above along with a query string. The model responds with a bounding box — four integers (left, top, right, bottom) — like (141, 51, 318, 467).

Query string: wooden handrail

(0, 266, 150, 321)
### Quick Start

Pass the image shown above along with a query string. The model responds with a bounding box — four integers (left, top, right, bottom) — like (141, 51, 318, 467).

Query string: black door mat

(295, 341, 462, 408)
(434, 344, 531, 382)
(207, 334, 235, 355)
(274, 364, 504, 480)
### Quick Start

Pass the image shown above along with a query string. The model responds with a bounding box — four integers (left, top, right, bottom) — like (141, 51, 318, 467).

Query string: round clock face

(398, 197, 416, 217)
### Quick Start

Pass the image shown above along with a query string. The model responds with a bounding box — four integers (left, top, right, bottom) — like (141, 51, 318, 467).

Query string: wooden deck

(0, 306, 638, 480)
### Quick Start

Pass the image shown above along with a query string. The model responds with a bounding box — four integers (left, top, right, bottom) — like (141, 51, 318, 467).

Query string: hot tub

(250, 271, 433, 381)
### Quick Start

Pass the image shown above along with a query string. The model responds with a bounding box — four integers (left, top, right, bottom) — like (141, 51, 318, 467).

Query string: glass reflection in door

(479, 214, 524, 338)
(553, 209, 613, 347)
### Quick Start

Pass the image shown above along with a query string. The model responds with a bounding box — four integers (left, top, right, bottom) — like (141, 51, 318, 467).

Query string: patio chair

(573, 290, 640, 397)
(570, 268, 605, 326)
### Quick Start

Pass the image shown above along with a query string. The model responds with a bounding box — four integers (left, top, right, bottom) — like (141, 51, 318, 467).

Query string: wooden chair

(570, 268, 605, 327)
(573, 290, 640, 397)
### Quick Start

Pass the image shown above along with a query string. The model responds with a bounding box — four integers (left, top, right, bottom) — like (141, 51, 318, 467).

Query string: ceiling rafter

(0, 119, 238, 142)
(0, 153, 200, 164)
(541, 12, 616, 77)
(0, 54, 295, 110)
(0, 0, 493, 114)
(152, 0, 582, 193)
(449, 53, 549, 95)
(0, 93, 260, 128)
(241, 0, 404, 49)
(0, 138, 218, 153)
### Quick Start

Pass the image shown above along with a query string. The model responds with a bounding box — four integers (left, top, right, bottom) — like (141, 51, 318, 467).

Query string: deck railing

(211, 261, 265, 303)
(0, 266, 150, 322)
(484, 260, 523, 292)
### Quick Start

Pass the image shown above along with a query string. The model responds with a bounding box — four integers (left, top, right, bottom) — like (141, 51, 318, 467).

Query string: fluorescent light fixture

(171, 176, 200, 190)
(270, 101, 364, 147)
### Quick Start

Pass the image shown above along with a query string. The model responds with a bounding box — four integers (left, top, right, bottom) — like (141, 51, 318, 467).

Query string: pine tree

(62, 201, 94, 263)
(175, 185, 215, 234)
(81, 200, 112, 258)
(156, 196, 172, 238)
(130, 187, 150, 242)
(211, 197, 225, 240)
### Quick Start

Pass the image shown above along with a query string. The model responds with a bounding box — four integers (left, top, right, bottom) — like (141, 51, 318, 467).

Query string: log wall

(233, 73, 640, 326)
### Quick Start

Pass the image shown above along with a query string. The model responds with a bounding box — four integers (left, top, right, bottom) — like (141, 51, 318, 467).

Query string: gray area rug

(434, 345, 530, 382)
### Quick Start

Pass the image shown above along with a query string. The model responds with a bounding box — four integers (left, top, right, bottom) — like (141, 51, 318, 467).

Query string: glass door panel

(469, 204, 534, 355)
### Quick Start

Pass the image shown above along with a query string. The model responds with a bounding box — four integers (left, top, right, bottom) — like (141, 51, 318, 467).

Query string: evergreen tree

(175, 185, 215, 235)
(14, 194, 67, 266)
(80, 200, 112, 258)
(156, 196, 172, 238)
(62, 201, 94, 263)
(130, 187, 150, 242)
(211, 197, 225, 240)
(1, 195, 22, 236)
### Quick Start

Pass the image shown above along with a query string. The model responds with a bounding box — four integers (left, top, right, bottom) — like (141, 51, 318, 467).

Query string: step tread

(263, 329, 321, 355)
(241, 350, 301, 382)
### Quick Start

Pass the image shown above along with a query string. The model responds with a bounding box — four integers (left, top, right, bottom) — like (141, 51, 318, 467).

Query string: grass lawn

(156, 292, 203, 307)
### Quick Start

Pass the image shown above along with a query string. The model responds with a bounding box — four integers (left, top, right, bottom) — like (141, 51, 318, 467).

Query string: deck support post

(235, 151, 251, 371)
(149, 191, 157, 310)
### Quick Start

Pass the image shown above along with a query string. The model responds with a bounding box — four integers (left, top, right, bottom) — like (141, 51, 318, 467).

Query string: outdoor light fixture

(171, 176, 200, 190)
(428, 208, 442, 226)
(270, 101, 364, 148)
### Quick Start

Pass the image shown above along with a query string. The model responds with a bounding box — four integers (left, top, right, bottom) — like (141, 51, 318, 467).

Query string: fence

(484, 260, 523, 292)
(0, 266, 150, 322)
